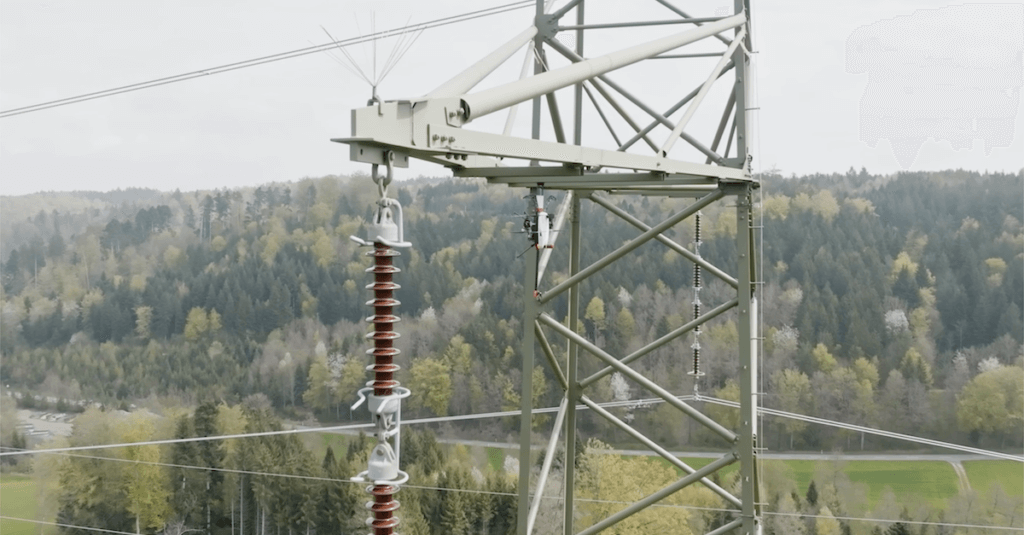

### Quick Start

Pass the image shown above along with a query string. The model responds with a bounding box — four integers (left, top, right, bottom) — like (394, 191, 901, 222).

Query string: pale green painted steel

(516, 243, 538, 535)
(537, 191, 573, 285)
(583, 77, 660, 152)
(535, 321, 568, 391)
(736, 185, 762, 534)
(617, 62, 735, 152)
(660, 28, 745, 156)
(558, 17, 725, 30)
(537, 313, 738, 443)
(581, 395, 742, 507)
(579, 297, 739, 389)
(575, 453, 739, 535)
(527, 395, 568, 532)
(337, 1, 761, 532)
(426, 25, 538, 98)
(708, 91, 737, 163)
(562, 191, 582, 535)
(588, 193, 738, 288)
(707, 519, 745, 535)
(543, 37, 726, 164)
(538, 189, 725, 305)
(653, 0, 734, 46)
(515, 2, 546, 531)
(461, 14, 744, 120)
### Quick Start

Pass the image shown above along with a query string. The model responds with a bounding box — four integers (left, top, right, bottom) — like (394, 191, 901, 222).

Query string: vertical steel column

(563, 195, 582, 535)
(530, 0, 544, 166)
(518, 1, 545, 530)
(735, 1, 760, 530)
(518, 1, 545, 532)
(732, 0, 750, 167)
(572, 0, 585, 146)
(517, 245, 539, 535)
(736, 185, 761, 534)
(565, 2, 584, 531)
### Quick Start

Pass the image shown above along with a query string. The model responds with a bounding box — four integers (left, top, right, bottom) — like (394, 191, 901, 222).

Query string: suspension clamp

(350, 151, 412, 249)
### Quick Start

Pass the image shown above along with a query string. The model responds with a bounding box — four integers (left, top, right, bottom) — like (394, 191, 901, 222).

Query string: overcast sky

(1, 0, 1022, 196)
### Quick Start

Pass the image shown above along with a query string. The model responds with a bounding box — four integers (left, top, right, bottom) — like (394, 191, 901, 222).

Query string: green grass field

(963, 460, 1024, 497)
(486, 446, 505, 472)
(1, 473, 55, 535)
(300, 430, 355, 461)
(621, 455, 961, 509)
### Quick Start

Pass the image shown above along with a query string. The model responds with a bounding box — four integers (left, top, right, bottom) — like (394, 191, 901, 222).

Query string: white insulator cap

(367, 205, 401, 243)
(367, 442, 400, 481)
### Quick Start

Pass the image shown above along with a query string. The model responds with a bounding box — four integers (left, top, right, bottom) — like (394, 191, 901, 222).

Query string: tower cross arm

(334, 98, 749, 180)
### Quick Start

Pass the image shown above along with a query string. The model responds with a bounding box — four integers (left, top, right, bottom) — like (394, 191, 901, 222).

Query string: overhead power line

(3, 393, 1018, 462)
(698, 396, 1024, 462)
(7, 448, 1021, 533)
(5, 448, 1021, 533)
(0, 398, 626, 458)
(0, 517, 139, 535)
(0, 0, 533, 118)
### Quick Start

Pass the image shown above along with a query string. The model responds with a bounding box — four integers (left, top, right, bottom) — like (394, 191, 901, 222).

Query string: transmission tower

(338, 1, 761, 533)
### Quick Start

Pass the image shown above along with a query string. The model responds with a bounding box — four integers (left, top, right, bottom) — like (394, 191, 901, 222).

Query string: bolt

(432, 134, 439, 141)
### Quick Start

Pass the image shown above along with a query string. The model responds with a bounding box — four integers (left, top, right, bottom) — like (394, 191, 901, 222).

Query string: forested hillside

(1, 169, 1021, 454)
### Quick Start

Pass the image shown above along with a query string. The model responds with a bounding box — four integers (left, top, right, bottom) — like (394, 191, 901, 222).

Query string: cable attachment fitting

(351, 386, 412, 475)
(523, 187, 554, 250)
(351, 152, 412, 249)
(371, 150, 395, 199)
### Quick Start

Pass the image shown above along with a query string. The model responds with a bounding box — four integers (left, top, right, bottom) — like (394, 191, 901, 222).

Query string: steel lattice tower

(337, 1, 761, 533)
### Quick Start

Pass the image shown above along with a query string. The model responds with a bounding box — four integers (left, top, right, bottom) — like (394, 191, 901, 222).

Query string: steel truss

(335, 1, 761, 533)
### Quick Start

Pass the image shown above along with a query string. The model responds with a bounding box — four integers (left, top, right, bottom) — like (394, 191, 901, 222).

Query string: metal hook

(371, 151, 395, 198)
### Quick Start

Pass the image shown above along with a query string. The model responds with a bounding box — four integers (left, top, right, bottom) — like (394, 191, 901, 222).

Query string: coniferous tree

(806, 480, 818, 507)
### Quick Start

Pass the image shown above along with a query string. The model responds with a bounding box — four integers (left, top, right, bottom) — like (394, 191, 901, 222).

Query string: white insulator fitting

(367, 442, 400, 481)
(536, 210, 552, 249)
(351, 386, 410, 414)
(350, 198, 411, 248)
(368, 205, 400, 243)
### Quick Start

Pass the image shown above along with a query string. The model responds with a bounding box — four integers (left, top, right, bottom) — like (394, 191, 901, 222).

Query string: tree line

(0, 169, 1021, 453)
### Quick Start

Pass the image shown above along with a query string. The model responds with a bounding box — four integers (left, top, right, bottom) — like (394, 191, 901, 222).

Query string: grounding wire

(0, 0, 533, 118)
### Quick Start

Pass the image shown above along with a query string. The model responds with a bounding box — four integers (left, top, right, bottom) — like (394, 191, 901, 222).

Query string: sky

(1, 0, 1022, 196)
